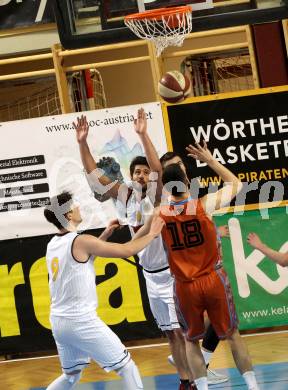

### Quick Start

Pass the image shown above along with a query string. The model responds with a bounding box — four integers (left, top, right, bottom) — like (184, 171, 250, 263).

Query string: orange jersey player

(160, 197, 221, 281)
(160, 193, 237, 345)
(139, 142, 260, 390)
(158, 142, 260, 390)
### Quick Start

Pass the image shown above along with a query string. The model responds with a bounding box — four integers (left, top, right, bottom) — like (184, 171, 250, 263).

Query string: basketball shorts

(50, 312, 130, 374)
(174, 268, 238, 341)
(143, 268, 180, 331)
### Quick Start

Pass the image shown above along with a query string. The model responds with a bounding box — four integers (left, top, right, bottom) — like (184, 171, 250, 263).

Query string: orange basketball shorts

(174, 268, 238, 340)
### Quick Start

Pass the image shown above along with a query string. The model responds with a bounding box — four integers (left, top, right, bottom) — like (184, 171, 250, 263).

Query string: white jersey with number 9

(46, 232, 97, 318)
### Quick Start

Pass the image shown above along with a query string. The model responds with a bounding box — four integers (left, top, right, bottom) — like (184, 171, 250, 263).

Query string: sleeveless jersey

(46, 232, 97, 318)
(126, 190, 168, 271)
(160, 197, 221, 282)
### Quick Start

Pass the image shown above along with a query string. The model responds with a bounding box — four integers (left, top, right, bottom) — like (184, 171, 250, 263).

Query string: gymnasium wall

(0, 89, 288, 355)
(0, 13, 288, 355)
(0, 29, 60, 56)
(0, 26, 256, 108)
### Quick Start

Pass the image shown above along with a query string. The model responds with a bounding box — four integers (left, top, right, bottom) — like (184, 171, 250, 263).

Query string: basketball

(158, 70, 191, 103)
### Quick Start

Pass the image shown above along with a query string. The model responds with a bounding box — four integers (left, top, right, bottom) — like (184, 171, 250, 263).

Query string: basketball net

(124, 6, 192, 57)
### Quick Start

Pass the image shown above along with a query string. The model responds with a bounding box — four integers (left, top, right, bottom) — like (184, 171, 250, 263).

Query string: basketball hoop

(124, 6, 192, 57)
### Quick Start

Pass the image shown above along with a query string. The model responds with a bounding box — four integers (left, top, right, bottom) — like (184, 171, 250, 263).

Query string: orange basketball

(158, 70, 191, 103)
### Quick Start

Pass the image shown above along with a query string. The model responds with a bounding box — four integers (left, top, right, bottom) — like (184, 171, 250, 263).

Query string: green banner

(215, 206, 288, 330)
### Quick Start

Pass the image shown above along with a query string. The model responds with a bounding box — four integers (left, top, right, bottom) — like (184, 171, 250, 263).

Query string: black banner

(167, 90, 288, 206)
(0, 169, 47, 184)
(0, 155, 45, 170)
(0, 0, 55, 30)
(0, 226, 161, 355)
(0, 183, 49, 199)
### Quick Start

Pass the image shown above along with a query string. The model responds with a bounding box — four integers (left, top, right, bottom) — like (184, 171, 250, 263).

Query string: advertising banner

(0, 102, 167, 240)
(0, 227, 161, 354)
(1, 208, 287, 354)
(215, 206, 288, 330)
(0, 0, 54, 30)
(166, 89, 288, 207)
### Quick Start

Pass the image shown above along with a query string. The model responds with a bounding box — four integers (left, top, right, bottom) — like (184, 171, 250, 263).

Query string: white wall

(0, 28, 60, 56)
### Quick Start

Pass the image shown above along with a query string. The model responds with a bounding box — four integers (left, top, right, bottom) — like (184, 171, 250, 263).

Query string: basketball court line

(1, 330, 287, 364)
(30, 362, 288, 389)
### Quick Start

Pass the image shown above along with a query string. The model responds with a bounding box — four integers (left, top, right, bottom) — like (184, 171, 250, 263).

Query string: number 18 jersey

(160, 197, 221, 282)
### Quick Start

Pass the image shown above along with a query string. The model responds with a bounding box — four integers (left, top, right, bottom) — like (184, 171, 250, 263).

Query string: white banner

(0, 102, 168, 240)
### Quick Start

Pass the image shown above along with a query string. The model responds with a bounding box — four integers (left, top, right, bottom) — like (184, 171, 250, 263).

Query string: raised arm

(73, 216, 164, 260)
(134, 108, 162, 205)
(74, 115, 127, 201)
(247, 233, 288, 267)
(186, 142, 242, 214)
(74, 115, 97, 174)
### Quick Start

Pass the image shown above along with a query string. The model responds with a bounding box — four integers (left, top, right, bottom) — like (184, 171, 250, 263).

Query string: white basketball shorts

(50, 312, 130, 374)
(143, 268, 180, 331)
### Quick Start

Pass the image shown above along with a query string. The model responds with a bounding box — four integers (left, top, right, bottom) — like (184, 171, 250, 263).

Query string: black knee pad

(202, 324, 219, 352)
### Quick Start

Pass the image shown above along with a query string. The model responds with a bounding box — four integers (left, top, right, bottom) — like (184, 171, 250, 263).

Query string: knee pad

(202, 324, 219, 352)
(117, 359, 143, 390)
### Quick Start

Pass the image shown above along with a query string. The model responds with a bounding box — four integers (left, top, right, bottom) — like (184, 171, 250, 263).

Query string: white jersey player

(75, 111, 229, 389)
(44, 191, 164, 390)
(126, 188, 180, 330)
(75, 110, 194, 390)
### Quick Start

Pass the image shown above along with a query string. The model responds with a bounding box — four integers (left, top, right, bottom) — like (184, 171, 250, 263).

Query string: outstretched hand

(186, 141, 213, 164)
(134, 108, 147, 136)
(149, 216, 165, 237)
(218, 225, 229, 238)
(247, 232, 263, 250)
(74, 114, 89, 143)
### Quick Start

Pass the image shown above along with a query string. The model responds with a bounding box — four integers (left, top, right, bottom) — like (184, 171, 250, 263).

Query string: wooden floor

(1, 332, 287, 390)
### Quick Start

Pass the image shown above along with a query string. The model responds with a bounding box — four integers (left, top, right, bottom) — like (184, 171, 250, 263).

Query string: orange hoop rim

(124, 5, 192, 22)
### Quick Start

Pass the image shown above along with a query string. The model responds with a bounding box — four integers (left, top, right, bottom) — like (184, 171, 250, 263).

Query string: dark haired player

(75, 110, 196, 389)
(44, 191, 163, 390)
(138, 142, 259, 390)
